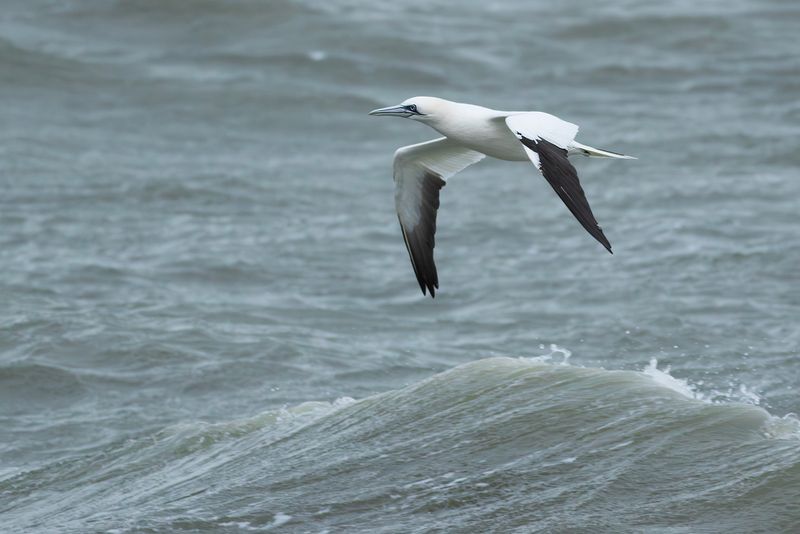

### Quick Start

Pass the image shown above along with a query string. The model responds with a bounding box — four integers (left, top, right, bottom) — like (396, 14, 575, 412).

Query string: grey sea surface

(2, 0, 800, 532)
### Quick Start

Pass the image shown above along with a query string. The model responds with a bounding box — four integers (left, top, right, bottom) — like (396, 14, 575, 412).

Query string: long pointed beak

(368, 105, 411, 117)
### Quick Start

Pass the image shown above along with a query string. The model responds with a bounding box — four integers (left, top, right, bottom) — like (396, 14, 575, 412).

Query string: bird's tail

(570, 141, 636, 159)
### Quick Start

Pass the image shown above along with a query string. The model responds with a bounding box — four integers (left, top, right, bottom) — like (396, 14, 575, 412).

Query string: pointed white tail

(570, 141, 637, 159)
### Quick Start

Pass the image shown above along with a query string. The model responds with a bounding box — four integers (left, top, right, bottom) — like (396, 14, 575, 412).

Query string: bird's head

(369, 96, 445, 123)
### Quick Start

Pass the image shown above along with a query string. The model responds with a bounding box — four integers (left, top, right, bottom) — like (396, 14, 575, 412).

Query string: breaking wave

(3, 356, 799, 533)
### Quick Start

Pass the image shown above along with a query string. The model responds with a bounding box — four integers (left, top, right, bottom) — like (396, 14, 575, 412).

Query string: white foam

(529, 344, 572, 365)
(219, 521, 258, 531)
(221, 516, 291, 531)
(640, 359, 773, 414)
(269, 513, 292, 528)
(403, 477, 433, 489)
(514, 349, 765, 411)
(642, 358, 701, 400)
(737, 384, 761, 405)
(762, 413, 800, 439)
(608, 440, 633, 451)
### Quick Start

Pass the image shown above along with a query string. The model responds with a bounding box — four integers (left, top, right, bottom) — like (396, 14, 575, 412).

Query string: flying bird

(370, 96, 635, 298)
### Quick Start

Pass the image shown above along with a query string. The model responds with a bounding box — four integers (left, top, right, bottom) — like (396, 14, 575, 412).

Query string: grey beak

(369, 105, 412, 117)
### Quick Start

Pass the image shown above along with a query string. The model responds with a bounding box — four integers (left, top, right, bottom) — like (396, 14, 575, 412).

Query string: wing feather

(393, 138, 485, 297)
(505, 114, 613, 253)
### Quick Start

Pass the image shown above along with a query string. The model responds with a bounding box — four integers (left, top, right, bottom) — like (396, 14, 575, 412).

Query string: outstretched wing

(393, 137, 485, 297)
(505, 113, 612, 253)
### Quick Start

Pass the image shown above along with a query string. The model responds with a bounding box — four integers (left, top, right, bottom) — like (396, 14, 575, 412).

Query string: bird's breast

(458, 132, 528, 161)
(437, 121, 528, 161)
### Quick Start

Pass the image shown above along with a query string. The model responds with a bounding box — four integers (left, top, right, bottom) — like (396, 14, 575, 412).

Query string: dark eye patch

(406, 104, 419, 113)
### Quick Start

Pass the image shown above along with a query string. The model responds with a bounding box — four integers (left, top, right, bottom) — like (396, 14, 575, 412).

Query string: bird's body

(370, 96, 635, 297)
(416, 102, 527, 161)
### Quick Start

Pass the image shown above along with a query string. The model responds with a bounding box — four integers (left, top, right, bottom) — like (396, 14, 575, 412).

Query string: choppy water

(2, 0, 799, 532)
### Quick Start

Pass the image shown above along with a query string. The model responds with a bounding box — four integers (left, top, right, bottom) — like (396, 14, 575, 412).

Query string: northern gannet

(370, 96, 635, 298)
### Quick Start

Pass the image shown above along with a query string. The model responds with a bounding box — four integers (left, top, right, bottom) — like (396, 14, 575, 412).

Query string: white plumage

(370, 96, 635, 297)
(393, 138, 484, 224)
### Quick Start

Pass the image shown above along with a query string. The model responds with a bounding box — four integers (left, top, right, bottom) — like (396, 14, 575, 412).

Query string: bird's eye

(407, 104, 418, 113)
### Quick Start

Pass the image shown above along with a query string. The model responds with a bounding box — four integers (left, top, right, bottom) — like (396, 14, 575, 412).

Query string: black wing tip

(526, 137, 618, 256)
(398, 172, 445, 299)
(417, 280, 438, 298)
(593, 228, 613, 254)
(597, 230, 613, 254)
